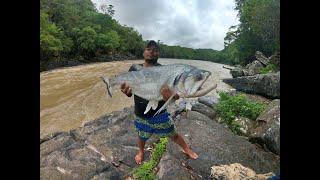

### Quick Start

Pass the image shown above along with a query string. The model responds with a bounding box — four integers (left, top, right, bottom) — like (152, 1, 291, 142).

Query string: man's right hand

(120, 82, 132, 97)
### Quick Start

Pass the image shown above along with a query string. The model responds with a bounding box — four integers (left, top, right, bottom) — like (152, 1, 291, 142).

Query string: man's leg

(170, 133, 198, 159)
(134, 116, 152, 165)
(135, 137, 146, 165)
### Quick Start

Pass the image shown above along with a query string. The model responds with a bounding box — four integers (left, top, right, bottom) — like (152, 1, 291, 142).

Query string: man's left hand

(160, 84, 179, 101)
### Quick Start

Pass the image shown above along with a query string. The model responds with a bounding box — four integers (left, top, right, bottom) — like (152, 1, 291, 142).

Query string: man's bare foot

(182, 149, 199, 159)
(135, 151, 144, 165)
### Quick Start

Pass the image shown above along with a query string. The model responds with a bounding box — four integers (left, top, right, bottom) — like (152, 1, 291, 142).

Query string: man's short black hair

(146, 40, 159, 49)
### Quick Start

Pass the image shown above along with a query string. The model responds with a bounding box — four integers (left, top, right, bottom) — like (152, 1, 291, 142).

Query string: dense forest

(223, 0, 280, 65)
(40, 0, 279, 70)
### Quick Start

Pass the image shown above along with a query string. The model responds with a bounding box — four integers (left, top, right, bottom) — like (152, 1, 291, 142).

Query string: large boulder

(191, 102, 217, 119)
(198, 96, 219, 108)
(210, 163, 275, 180)
(255, 51, 270, 66)
(243, 94, 272, 105)
(249, 99, 280, 155)
(230, 67, 244, 78)
(234, 117, 255, 136)
(40, 107, 156, 180)
(156, 111, 280, 179)
(242, 69, 250, 76)
(246, 60, 265, 76)
(268, 53, 280, 70)
(222, 72, 280, 99)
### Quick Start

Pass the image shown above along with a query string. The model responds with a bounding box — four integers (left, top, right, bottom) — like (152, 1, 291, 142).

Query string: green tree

(40, 10, 72, 60)
(99, 4, 115, 17)
(77, 26, 97, 57)
(223, 0, 280, 65)
(96, 30, 120, 53)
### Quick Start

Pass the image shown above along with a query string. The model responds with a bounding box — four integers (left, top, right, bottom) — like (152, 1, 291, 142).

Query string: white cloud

(91, 0, 239, 50)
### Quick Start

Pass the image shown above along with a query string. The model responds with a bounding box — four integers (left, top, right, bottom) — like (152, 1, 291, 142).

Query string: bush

(132, 137, 168, 180)
(216, 92, 266, 135)
(260, 64, 277, 74)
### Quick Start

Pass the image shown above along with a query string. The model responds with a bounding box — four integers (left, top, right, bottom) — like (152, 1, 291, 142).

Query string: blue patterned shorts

(134, 112, 177, 141)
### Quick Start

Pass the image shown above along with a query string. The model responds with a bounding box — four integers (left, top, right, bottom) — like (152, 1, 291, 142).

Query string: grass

(131, 137, 168, 180)
(260, 64, 277, 74)
(216, 92, 266, 135)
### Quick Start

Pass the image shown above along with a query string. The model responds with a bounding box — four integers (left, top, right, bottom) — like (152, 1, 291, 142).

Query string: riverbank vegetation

(131, 138, 168, 180)
(216, 92, 266, 135)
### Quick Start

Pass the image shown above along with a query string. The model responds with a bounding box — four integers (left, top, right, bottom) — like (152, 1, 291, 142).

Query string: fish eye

(195, 74, 203, 81)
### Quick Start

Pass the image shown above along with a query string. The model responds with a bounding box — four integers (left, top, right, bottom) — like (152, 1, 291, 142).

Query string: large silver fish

(101, 64, 217, 116)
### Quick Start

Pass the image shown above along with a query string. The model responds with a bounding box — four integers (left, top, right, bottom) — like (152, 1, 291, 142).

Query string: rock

(255, 51, 270, 66)
(210, 163, 275, 180)
(156, 111, 280, 179)
(40, 131, 68, 144)
(198, 96, 219, 108)
(230, 67, 244, 78)
(217, 88, 237, 96)
(157, 153, 192, 180)
(256, 100, 280, 124)
(247, 60, 264, 76)
(41, 106, 279, 180)
(41, 144, 122, 179)
(242, 69, 250, 76)
(40, 166, 74, 180)
(40, 107, 151, 180)
(222, 72, 280, 99)
(268, 53, 280, 69)
(250, 99, 280, 155)
(191, 102, 217, 119)
(234, 117, 254, 135)
(40, 133, 76, 156)
(242, 94, 272, 105)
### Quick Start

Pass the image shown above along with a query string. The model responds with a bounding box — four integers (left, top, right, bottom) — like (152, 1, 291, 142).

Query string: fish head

(176, 68, 211, 97)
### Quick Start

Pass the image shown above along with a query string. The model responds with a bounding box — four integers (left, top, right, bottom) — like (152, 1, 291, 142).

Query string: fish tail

(101, 76, 113, 97)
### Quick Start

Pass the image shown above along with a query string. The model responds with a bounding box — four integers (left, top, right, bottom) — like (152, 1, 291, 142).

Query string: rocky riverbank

(223, 51, 280, 99)
(40, 92, 280, 180)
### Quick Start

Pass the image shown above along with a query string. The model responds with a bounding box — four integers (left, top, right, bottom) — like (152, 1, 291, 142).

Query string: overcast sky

(91, 0, 239, 50)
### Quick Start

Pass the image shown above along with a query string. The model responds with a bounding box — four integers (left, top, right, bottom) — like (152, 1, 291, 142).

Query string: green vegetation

(40, 0, 144, 62)
(158, 44, 227, 64)
(260, 64, 277, 74)
(216, 92, 266, 135)
(131, 138, 168, 180)
(223, 0, 280, 65)
(40, 0, 280, 69)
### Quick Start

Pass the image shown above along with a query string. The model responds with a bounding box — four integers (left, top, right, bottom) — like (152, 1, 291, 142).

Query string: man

(121, 40, 198, 165)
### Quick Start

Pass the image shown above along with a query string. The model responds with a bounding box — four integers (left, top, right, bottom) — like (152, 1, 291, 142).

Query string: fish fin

(100, 76, 112, 97)
(144, 100, 159, 114)
(153, 94, 175, 117)
(144, 100, 154, 114)
(151, 100, 159, 110)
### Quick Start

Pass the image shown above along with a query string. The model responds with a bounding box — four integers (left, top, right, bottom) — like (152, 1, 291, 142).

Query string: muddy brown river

(40, 58, 233, 138)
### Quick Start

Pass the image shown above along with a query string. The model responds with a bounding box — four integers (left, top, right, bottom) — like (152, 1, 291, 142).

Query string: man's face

(143, 45, 159, 61)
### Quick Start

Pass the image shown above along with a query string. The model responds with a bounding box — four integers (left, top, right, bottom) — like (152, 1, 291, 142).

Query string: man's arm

(120, 64, 137, 97)
(121, 82, 132, 97)
(160, 84, 179, 101)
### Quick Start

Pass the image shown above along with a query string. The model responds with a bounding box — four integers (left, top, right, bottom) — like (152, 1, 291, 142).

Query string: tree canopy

(223, 0, 280, 65)
(40, 0, 144, 61)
